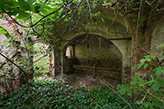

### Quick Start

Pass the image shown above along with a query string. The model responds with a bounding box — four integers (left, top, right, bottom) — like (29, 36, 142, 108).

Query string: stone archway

(61, 34, 132, 84)
(33, 43, 50, 77)
(51, 7, 133, 84)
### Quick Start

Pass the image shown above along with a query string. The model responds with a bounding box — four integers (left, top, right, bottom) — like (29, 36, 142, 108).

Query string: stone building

(50, 5, 164, 84)
(0, 2, 164, 90)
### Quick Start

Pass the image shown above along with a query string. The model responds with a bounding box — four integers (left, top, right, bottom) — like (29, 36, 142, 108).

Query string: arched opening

(33, 43, 50, 78)
(66, 46, 73, 58)
(63, 34, 123, 87)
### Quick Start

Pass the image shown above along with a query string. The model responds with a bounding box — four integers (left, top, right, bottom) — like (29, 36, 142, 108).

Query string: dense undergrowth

(0, 78, 139, 109)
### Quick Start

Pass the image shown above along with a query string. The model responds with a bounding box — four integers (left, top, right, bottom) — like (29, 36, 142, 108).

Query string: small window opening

(66, 46, 73, 58)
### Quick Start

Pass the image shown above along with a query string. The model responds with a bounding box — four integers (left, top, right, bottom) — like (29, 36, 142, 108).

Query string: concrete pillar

(111, 40, 132, 84)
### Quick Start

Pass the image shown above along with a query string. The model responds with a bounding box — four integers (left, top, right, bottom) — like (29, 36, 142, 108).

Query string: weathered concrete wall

(152, 16, 164, 57)
(151, 16, 164, 81)
(74, 34, 122, 68)
(111, 40, 132, 84)
(65, 34, 123, 82)
(61, 34, 132, 83)
(53, 7, 132, 84)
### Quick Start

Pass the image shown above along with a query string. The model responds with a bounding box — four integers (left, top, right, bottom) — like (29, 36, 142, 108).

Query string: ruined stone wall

(59, 7, 132, 84)
(0, 19, 20, 94)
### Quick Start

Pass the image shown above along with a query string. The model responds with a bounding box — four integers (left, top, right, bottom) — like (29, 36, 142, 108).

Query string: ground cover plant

(0, 78, 139, 109)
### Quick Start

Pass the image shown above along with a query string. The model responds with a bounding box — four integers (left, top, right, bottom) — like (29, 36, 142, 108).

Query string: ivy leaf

(26, 35, 32, 40)
(140, 59, 145, 63)
(68, 10, 72, 14)
(143, 63, 149, 69)
(27, 0, 36, 4)
(135, 64, 139, 67)
(160, 52, 164, 55)
(16, 11, 30, 19)
(18, 0, 31, 11)
(153, 67, 163, 77)
(144, 55, 156, 59)
(157, 79, 164, 87)
(137, 63, 144, 70)
(151, 83, 159, 91)
(32, 3, 41, 13)
(148, 81, 153, 86)
(143, 102, 152, 108)
(39, 4, 52, 15)
(154, 102, 163, 108)
(64, 18, 69, 22)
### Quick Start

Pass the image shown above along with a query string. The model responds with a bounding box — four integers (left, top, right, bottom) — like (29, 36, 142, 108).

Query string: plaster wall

(61, 34, 132, 83)
(152, 16, 164, 57)
(74, 35, 122, 68)
(111, 40, 132, 83)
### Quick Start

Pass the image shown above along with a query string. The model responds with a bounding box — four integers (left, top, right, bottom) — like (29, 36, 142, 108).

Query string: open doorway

(33, 43, 50, 78)
(63, 34, 122, 88)
(66, 46, 73, 58)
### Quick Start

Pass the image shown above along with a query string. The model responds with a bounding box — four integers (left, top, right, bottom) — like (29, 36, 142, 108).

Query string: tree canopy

(1, 0, 164, 38)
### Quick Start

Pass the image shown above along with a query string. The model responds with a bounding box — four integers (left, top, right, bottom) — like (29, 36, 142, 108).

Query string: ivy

(0, 78, 139, 109)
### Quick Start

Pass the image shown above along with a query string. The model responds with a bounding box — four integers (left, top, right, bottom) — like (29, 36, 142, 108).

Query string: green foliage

(0, 37, 18, 88)
(157, 43, 164, 48)
(0, 34, 34, 96)
(117, 84, 132, 97)
(0, 28, 7, 34)
(0, 78, 139, 109)
(118, 44, 164, 109)
(101, 18, 105, 22)
(91, 11, 100, 17)
(0, 0, 58, 19)
(33, 43, 49, 78)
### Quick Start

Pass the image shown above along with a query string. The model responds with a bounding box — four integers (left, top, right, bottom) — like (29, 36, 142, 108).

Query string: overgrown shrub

(33, 43, 50, 78)
(117, 44, 164, 109)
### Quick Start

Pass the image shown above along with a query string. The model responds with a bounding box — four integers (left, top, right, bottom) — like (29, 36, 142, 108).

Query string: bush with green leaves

(0, 77, 139, 109)
(33, 43, 50, 78)
(117, 44, 164, 109)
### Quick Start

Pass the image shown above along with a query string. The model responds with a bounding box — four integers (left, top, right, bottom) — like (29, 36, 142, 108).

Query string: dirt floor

(63, 74, 120, 89)
(38, 73, 120, 89)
